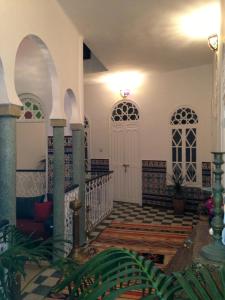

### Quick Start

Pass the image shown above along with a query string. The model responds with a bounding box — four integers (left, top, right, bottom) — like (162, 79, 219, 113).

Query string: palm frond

(53, 248, 179, 299)
(0, 224, 56, 299)
(173, 263, 225, 300)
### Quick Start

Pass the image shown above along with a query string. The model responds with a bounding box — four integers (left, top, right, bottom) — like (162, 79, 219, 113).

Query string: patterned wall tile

(64, 136, 73, 189)
(48, 137, 53, 194)
(48, 136, 73, 193)
(91, 159, 109, 172)
(142, 160, 171, 207)
(16, 171, 46, 197)
(202, 162, 212, 188)
(142, 160, 208, 211)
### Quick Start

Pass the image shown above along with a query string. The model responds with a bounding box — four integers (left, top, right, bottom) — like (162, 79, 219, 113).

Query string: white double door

(110, 122, 141, 204)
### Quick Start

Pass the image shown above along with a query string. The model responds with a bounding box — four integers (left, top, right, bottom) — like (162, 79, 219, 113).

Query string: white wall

(85, 64, 213, 176)
(16, 122, 46, 169)
(0, 0, 83, 123)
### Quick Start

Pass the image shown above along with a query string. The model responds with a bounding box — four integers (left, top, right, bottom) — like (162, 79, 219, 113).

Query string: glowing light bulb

(100, 71, 145, 95)
(179, 3, 220, 39)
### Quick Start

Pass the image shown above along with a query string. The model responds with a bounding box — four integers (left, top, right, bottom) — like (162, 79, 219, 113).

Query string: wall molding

(0, 104, 21, 117)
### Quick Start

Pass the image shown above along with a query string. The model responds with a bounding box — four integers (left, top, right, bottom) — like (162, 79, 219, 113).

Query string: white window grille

(171, 107, 198, 184)
(112, 101, 139, 122)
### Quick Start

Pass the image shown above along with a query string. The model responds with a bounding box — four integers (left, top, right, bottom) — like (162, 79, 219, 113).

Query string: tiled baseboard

(142, 160, 211, 211)
(91, 159, 109, 172)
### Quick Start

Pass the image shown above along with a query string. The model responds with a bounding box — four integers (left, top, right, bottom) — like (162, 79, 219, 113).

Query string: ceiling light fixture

(120, 89, 130, 98)
(100, 71, 145, 95)
(208, 34, 218, 51)
(178, 3, 220, 39)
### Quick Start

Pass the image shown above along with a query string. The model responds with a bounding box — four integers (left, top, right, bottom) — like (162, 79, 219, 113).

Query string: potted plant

(169, 173, 185, 215)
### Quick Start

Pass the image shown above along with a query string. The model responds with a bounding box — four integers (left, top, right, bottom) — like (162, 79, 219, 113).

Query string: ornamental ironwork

(170, 107, 198, 125)
(112, 101, 139, 122)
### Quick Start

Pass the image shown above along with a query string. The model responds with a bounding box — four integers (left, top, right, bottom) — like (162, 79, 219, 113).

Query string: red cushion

(16, 219, 46, 239)
(34, 201, 52, 222)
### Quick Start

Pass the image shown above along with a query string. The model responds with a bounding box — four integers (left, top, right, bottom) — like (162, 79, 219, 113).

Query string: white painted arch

(15, 34, 58, 118)
(0, 0, 83, 121)
(64, 88, 81, 134)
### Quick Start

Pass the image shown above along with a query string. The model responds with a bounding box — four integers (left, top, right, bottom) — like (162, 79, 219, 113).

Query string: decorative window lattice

(172, 129, 182, 180)
(171, 107, 198, 184)
(20, 97, 44, 120)
(170, 107, 198, 125)
(185, 128, 197, 182)
(112, 101, 139, 121)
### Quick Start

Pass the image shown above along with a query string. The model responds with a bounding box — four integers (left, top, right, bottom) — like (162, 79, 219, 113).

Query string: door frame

(109, 99, 142, 205)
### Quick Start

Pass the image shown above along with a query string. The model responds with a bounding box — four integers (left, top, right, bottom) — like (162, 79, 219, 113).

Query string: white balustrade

(64, 185, 79, 256)
(85, 172, 113, 232)
(63, 172, 113, 256)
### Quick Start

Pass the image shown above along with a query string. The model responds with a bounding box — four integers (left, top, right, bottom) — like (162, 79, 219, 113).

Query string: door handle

(123, 164, 129, 173)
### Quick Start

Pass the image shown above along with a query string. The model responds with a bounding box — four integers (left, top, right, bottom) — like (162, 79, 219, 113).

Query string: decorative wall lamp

(120, 89, 130, 99)
(208, 34, 218, 51)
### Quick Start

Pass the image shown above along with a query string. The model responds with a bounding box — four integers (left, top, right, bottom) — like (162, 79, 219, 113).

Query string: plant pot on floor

(173, 197, 185, 215)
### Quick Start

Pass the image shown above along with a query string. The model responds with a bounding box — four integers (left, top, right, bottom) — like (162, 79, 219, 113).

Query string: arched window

(19, 93, 45, 120)
(171, 107, 198, 183)
(84, 116, 90, 170)
(111, 101, 139, 122)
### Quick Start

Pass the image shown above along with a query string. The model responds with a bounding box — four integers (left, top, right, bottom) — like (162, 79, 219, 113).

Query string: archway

(14, 35, 58, 227)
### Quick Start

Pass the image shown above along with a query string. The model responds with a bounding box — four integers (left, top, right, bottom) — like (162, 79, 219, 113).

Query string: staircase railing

(85, 171, 113, 233)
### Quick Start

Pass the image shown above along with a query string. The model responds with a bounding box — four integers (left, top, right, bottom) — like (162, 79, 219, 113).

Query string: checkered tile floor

(22, 201, 199, 299)
(89, 201, 199, 240)
(21, 268, 61, 300)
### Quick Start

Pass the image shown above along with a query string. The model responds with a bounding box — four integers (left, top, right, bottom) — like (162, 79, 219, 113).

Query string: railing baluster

(85, 171, 113, 233)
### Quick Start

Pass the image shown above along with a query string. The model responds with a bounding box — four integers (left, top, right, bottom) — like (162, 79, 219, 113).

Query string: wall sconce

(208, 34, 218, 51)
(120, 89, 130, 98)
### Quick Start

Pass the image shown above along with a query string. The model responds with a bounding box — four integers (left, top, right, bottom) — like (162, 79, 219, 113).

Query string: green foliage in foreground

(1, 225, 224, 300)
(53, 247, 225, 300)
(0, 225, 53, 300)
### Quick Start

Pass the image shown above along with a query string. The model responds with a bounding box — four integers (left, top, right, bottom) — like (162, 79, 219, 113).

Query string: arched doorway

(14, 34, 57, 205)
(110, 100, 141, 204)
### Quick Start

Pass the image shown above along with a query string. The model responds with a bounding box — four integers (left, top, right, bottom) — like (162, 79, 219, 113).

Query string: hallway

(21, 201, 199, 299)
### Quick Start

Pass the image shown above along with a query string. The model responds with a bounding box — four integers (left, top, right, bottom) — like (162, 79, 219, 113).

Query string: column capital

(50, 119, 66, 127)
(0, 104, 21, 117)
(70, 123, 84, 131)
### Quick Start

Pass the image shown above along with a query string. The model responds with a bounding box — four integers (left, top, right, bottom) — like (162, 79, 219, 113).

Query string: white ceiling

(14, 1, 218, 105)
(57, 0, 218, 73)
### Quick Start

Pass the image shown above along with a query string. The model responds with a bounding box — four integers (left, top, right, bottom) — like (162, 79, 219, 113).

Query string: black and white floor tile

(22, 201, 199, 299)
(89, 201, 199, 240)
(22, 268, 61, 300)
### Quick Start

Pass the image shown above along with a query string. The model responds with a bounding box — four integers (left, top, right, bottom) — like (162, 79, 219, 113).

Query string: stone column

(51, 119, 66, 243)
(0, 104, 21, 224)
(201, 152, 225, 262)
(71, 123, 86, 246)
